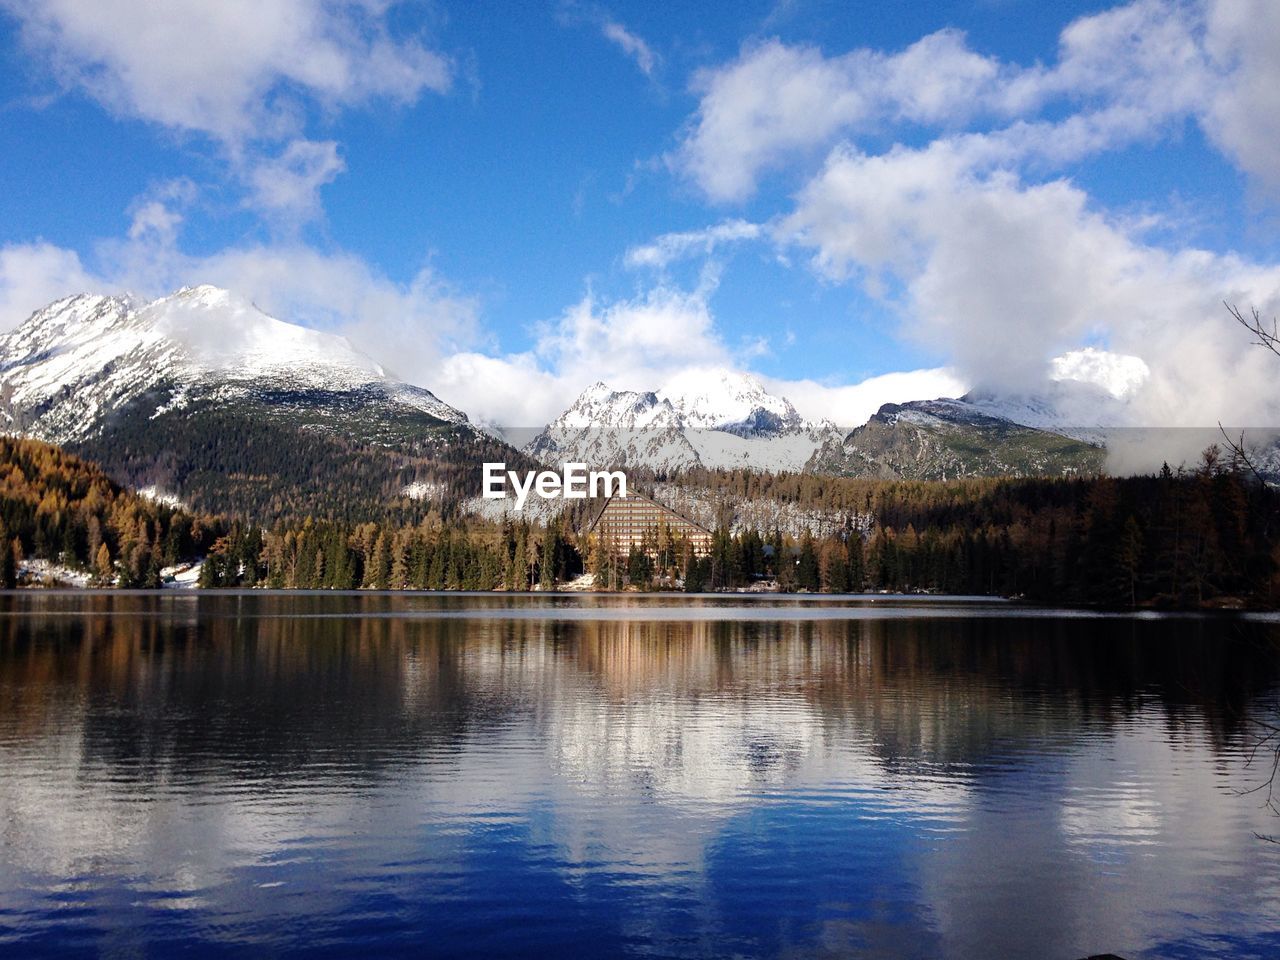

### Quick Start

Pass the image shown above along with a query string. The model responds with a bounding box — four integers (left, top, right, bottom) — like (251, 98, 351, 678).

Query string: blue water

(1, 592, 1279, 959)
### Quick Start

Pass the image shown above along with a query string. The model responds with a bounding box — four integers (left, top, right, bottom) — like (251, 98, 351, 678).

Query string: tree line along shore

(0, 436, 1275, 608)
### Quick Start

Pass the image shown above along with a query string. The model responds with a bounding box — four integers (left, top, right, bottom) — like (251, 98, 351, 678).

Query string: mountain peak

(170, 282, 232, 301)
(0, 286, 466, 443)
(527, 372, 839, 472)
(658, 365, 803, 433)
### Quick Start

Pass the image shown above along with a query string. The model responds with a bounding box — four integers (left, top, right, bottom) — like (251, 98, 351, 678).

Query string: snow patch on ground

(401, 480, 445, 501)
(138, 485, 185, 510)
(161, 562, 202, 588)
(19, 559, 91, 588)
(461, 495, 562, 524)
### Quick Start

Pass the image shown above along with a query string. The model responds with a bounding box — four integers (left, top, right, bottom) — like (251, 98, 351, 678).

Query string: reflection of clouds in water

(3, 601, 1280, 957)
(549, 694, 821, 803)
(1060, 793, 1161, 853)
(0, 698, 479, 933)
(920, 710, 1280, 959)
(0, 722, 149, 877)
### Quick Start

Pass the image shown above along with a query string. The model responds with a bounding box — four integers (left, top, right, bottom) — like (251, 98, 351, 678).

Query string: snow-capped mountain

(0, 285, 530, 521)
(527, 370, 840, 472)
(956, 382, 1132, 446)
(659, 367, 808, 436)
(525, 383, 698, 470)
(0, 285, 465, 443)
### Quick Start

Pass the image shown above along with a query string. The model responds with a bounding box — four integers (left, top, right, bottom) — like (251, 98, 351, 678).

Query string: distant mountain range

(526, 373, 1107, 480)
(0, 285, 1224, 522)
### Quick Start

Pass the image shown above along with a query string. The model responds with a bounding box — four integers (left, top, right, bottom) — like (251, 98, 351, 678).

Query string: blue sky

(1, 0, 1279, 428)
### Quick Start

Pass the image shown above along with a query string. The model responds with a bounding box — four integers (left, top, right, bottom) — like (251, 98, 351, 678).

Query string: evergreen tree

(0, 525, 14, 589)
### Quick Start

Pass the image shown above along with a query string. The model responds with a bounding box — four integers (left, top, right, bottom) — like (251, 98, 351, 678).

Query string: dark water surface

(2, 592, 1279, 959)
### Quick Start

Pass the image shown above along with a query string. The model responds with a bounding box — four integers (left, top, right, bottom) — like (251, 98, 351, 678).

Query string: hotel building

(590, 492, 714, 557)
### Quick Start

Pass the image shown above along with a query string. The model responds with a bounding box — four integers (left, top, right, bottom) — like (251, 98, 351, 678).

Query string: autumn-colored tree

(94, 542, 113, 584)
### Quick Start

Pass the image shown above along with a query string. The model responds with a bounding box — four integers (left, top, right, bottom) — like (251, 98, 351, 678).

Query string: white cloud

(246, 139, 346, 222)
(421, 277, 971, 429)
(1202, 0, 1280, 191)
(764, 367, 968, 428)
(0, 243, 102, 331)
(399, 283, 732, 427)
(127, 202, 184, 245)
(1050, 348, 1149, 400)
(434, 351, 563, 430)
(880, 28, 1006, 123)
(669, 1, 1280, 203)
(431, 301, 968, 430)
(670, 30, 1019, 203)
(625, 219, 762, 269)
(4, 0, 452, 223)
(655, 0, 1280, 439)
(3, 0, 451, 145)
(126, 179, 198, 244)
(601, 21, 657, 77)
(1044, 0, 1207, 113)
(780, 140, 1280, 428)
(535, 282, 731, 388)
(672, 40, 879, 204)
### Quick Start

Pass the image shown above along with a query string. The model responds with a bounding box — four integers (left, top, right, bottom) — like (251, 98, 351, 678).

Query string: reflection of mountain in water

(2, 595, 1280, 958)
(1, 595, 1275, 795)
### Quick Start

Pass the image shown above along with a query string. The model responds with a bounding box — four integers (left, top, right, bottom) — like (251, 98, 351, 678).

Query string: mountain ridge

(0, 285, 531, 522)
(526, 369, 841, 472)
(806, 398, 1106, 480)
(0, 285, 466, 444)
(0, 286, 1125, 508)
(528, 372, 1107, 480)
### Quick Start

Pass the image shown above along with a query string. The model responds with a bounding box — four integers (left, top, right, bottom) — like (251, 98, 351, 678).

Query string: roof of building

(588, 490, 712, 537)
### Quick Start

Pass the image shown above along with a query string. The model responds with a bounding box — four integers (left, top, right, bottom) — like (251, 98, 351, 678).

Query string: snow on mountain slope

(526, 382, 701, 471)
(959, 381, 1132, 445)
(657, 367, 806, 434)
(806, 397, 1106, 480)
(527, 371, 839, 472)
(549, 382, 683, 432)
(0, 285, 466, 442)
(143, 285, 389, 386)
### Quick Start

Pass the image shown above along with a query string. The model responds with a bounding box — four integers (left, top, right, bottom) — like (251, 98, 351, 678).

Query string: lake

(1, 592, 1279, 959)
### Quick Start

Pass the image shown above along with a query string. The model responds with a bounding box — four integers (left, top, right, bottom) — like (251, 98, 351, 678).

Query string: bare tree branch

(1224, 302, 1280, 841)
(1219, 423, 1270, 486)
(1226, 301, 1280, 358)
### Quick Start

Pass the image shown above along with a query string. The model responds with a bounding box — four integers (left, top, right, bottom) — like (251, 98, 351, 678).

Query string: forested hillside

(670, 454, 1279, 607)
(197, 446, 1280, 608)
(71, 398, 538, 523)
(2, 436, 1275, 608)
(0, 437, 222, 587)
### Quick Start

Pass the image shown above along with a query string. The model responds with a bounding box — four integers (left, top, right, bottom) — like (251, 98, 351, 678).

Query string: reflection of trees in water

(0, 595, 1277, 796)
(0, 594, 482, 785)
(802, 616, 1280, 772)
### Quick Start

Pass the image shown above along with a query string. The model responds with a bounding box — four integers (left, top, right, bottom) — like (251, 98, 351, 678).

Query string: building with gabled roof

(590, 491, 713, 557)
